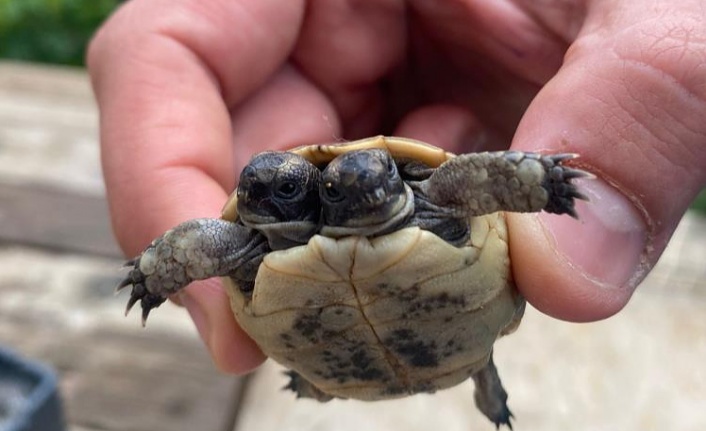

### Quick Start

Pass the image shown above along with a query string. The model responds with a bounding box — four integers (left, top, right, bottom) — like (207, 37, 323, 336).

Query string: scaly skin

(421, 151, 591, 218)
(472, 355, 514, 430)
(119, 151, 321, 324)
(117, 218, 267, 325)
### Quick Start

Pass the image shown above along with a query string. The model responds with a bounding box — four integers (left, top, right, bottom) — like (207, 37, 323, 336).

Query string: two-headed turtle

(119, 136, 588, 428)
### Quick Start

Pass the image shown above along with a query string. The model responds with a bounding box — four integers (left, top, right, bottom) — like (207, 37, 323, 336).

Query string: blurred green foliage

(693, 188, 706, 215)
(0, 0, 121, 66)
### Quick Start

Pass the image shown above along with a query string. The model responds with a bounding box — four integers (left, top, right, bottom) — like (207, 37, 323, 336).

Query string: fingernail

(179, 291, 211, 347)
(538, 178, 647, 290)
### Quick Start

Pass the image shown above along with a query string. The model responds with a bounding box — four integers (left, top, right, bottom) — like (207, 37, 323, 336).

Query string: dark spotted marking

(403, 291, 468, 319)
(292, 311, 338, 344)
(293, 313, 322, 342)
(399, 285, 420, 302)
(312, 341, 387, 384)
(384, 329, 439, 368)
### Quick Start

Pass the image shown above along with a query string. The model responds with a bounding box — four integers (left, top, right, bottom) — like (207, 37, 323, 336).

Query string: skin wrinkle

(632, 23, 706, 100)
(582, 83, 681, 232)
(228, 65, 342, 171)
(146, 0, 305, 106)
(152, 29, 224, 97)
(102, 89, 234, 207)
(618, 63, 702, 174)
(292, 0, 406, 135)
(548, 38, 706, 227)
(611, 55, 706, 180)
(405, 36, 540, 144)
(509, 0, 587, 41)
(409, 0, 566, 85)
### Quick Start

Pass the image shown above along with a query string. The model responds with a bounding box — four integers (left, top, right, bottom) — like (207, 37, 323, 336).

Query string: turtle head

(236, 152, 321, 247)
(320, 149, 413, 236)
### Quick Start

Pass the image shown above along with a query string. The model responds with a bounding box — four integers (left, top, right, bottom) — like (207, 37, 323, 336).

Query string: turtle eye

(386, 157, 397, 176)
(323, 183, 345, 203)
(275, 181, 300, 199)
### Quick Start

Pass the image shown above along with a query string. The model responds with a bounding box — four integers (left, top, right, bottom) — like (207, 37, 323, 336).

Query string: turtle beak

(363, 187, 387, 205)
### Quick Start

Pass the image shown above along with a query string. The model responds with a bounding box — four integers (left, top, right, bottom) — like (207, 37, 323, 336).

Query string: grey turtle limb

(117, 218, 268, 325)
(283, 371, 334, 402)
(472, 354, 513, 429)
(420, 151, 591, 218)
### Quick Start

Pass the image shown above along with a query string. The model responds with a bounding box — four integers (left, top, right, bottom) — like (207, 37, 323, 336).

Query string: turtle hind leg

(471, 354, 514, 429)
(283, 370, 334, 402)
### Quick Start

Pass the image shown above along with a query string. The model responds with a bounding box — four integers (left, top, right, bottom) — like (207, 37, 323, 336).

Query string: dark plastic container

(0, 346, 64, 431)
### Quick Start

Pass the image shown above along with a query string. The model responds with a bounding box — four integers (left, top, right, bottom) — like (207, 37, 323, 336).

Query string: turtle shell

(221, 136, 525, 400)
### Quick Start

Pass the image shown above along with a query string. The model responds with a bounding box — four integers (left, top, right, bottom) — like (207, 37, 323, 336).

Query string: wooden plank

(0, 62, 115, 256)
(0, 62, 248, 430)
(1, 314, 243, 431)
(0, 61, 103, 195)
(0, 181, 121, 257)
(0, 247, 243, 431)
(234, 213, 706, 431)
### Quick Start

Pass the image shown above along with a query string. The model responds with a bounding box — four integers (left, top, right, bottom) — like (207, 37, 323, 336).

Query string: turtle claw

(124, 290, 141, 316)
(283, 371, 334, 401)
(561, 167, 592, 181)
(115, 274, 134, 293)
(490, 406, 514, 430)
(541, 155, 592, 218)
(547, 153, 578, 164)
(118, 254, 169, 325)
(140, 294, 167, 327)
(120, 278, 167, 325)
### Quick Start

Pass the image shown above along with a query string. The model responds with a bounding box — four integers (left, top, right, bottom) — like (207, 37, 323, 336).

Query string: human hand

(88, 0, 706, 373)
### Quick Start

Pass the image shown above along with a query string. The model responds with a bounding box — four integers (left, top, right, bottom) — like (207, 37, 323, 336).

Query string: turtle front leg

(472, 354, 513, 429)
(117, 218, 268, 325)
(422, 151, 592, 218)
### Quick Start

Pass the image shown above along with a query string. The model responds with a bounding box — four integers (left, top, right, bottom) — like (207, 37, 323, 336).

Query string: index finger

(88, 0, 305, 253)
(88, 0, 306, 373)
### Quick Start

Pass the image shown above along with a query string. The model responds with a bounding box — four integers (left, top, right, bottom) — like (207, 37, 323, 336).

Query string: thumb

(508, 6, 706, 322)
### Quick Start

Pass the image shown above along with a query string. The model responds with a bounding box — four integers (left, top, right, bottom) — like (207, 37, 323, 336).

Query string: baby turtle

(118, 136, 589, 428)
